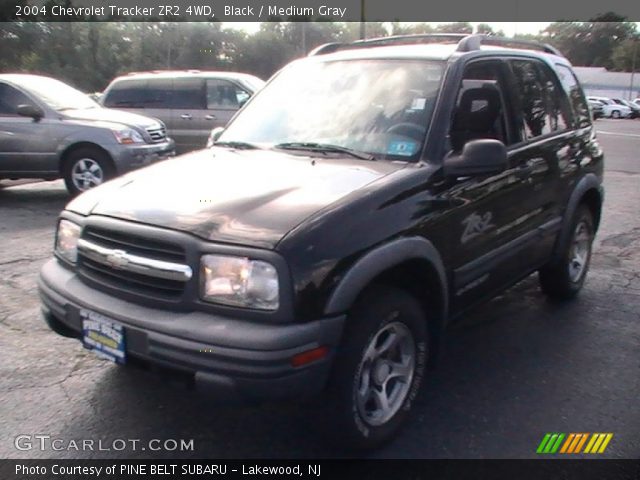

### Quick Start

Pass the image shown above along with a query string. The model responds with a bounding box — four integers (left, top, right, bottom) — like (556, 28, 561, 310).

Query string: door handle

(515, 163, 534, 180)
(180, 114, 192, 120)
(205, 114, 216, 120)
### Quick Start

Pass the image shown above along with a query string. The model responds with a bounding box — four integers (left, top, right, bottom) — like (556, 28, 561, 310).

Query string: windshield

(19, 77, 99, 111)
(219, 59, 445, 161)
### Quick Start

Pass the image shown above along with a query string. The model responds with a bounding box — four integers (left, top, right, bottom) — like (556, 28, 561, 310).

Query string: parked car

(0, 74, 175, 195)
(40, 34, 603, 449)
(587, 96, 632, 118)
(101, 71, 265, 153)
(587, 99, 604, 119)
(610, 98, 640, 118)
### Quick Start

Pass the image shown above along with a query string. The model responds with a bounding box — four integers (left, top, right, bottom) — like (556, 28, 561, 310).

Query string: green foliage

(542, 15, 637, 70)
(1, 20, 639, 93)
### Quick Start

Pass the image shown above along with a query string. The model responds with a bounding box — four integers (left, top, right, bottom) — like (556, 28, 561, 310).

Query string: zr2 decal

(461, 211, 494, 244)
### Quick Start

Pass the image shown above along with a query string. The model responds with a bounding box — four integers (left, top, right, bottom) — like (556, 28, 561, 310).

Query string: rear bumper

(109, 139, 176, 173)
(39, 259, 345, 403)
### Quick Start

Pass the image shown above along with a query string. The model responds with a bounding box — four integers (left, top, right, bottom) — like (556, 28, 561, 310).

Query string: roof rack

(309, 33, 563, 58)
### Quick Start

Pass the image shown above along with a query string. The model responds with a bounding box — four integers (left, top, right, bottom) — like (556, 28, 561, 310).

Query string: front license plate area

(81, 309, 126, 364)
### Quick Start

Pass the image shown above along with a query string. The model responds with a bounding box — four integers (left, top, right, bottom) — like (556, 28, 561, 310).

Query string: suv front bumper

(38, 259, 345, 403)
(109, 138, 176, 173)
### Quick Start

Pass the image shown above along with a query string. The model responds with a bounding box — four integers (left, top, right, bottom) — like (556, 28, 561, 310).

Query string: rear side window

(143, 79, 172, 108)
(510, 60, 554, 140)
(555, 64, 591, 128)
(171, 78, 204, 109)
(537, 63, 571, 132)
(0, 83, 34, 115)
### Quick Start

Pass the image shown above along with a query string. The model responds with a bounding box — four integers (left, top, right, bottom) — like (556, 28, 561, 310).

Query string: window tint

(450, 61, 510, 151)
(538, 64, 570, 132)
(143, 79, 172, 108)
(510, 60, 551, 140)
(171, 78, 204, 109)
(206, 79, 249, 110)
(0, 83, 35, 115)
(103, 79, 147, 108)
(555, 64, 591, 128)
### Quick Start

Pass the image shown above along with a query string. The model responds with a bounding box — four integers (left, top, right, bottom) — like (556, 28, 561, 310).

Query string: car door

(204, 78, 249, 130)
(435, 59, 554, 311)
(0, 82, 56, 175)
(504, 58, 572, 271)
(169, 77, 206, 154)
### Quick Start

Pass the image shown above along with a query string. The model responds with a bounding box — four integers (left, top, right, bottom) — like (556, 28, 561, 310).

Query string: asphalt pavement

(0, 119, 639, 459)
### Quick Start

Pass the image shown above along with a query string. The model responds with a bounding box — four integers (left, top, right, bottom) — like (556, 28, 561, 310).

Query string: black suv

(39, 34, 604, 449)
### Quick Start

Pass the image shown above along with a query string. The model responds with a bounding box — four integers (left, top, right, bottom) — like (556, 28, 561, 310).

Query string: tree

(612, 36, 640, 72)
(542, 15, 637, 69)
(476, 23, 505, 36)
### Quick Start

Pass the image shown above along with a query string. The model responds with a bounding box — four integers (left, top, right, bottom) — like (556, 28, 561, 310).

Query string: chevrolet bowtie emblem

(105, 249, 129, 269)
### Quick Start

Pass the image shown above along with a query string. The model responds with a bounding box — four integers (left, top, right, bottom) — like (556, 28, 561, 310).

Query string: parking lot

(0, 118, 638, 459)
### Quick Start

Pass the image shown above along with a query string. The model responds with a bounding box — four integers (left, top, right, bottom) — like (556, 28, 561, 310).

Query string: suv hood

(61, 107, 161, 130)
(67, 148, 403, 248)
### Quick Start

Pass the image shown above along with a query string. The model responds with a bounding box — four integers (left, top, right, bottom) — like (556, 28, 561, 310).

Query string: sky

(223, 22, 553, 37)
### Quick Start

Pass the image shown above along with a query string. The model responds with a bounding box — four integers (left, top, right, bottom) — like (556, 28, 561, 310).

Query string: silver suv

(0, 74, 175, 195)
(101, 71, 265, 153)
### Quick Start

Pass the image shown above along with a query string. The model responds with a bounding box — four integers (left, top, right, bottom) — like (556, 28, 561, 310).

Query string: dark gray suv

(0, 74, 175, 194)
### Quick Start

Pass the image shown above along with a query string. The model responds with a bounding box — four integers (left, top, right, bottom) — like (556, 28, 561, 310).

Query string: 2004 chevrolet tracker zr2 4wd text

(39, 34, 604, 449)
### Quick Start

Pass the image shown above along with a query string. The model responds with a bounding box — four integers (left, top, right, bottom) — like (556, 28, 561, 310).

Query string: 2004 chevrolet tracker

(40, 34, 604, 449)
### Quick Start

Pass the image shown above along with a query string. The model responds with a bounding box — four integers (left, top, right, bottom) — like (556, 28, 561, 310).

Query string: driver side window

(449, 61, 511, 152)
(0, 83, 34, 117)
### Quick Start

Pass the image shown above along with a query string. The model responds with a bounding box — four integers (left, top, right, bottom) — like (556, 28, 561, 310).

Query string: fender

(55, 130, 118, 168)
(324, 237, 449, 323)
(553, 173, 603, 259)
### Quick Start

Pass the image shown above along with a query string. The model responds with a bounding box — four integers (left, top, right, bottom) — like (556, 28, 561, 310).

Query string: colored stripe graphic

(538, 433, 613, 454)
(536, 433, 552, 454)
(584, 433, 614, 453)
(597, 433, 613, 453)
(560, 433, 575, 453)
(537, 433, 566, 454)
(574, 433, 589, 453)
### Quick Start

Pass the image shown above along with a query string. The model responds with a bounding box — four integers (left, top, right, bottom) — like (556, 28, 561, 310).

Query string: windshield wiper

(274, 142, 375, 161)
(214, 141, 261, 150)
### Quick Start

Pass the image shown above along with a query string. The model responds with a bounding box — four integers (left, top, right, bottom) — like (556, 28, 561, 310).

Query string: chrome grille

(146, 125, 167, 143)
(77, 227, 189, 302)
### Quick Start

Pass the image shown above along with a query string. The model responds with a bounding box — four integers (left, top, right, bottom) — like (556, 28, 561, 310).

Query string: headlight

(113, 128, 144, 145)
(200, 255, 279, 310)
(55, 219, 81, 264)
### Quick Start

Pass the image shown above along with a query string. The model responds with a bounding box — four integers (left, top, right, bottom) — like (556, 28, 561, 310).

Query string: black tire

(319, 286, 429, 450)
(62, 147, 115, 196)
(539, 205, 594, 300)
(611, 110, 621, 119)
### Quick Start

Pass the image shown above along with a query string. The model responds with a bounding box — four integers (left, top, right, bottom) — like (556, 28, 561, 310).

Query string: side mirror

(443, 139, 507, 177)
(17, 104, 44, 121)
(206, 127, 225, 148)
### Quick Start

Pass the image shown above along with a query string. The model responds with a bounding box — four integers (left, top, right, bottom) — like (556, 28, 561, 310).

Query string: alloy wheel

(355, 321, 416, 427)
(71, 158, 104, 191)
(568, 220, 591, 283)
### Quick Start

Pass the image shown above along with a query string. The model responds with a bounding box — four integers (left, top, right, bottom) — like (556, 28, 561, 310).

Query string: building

(573, 66, 640, 100)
